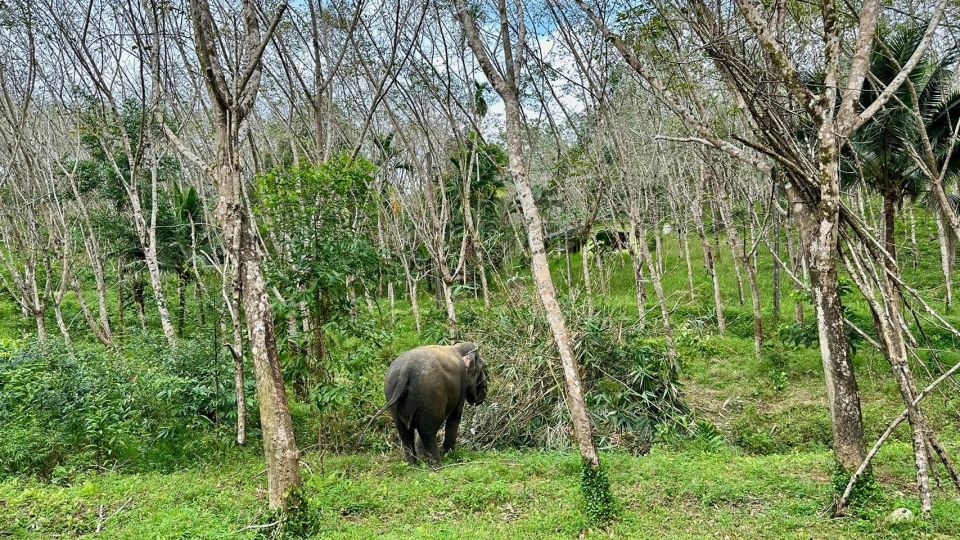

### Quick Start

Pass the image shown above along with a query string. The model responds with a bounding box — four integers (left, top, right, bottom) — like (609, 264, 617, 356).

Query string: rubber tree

(454, 0, 606, 478)
(188, 0, 302, 511)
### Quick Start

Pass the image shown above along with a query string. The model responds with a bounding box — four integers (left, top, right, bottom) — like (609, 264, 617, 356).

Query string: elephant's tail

(359, 370, 408, 446)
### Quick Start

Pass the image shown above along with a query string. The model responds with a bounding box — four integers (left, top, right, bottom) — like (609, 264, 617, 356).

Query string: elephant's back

(387, 346, 463, 420)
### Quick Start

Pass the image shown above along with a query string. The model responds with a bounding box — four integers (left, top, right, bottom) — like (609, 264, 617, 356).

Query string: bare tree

(187, 0, 301, 511)
(455, 0, 605, 475)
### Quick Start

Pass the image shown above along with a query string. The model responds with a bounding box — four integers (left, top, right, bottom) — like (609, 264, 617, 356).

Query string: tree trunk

(636, 218, 678, 360)
(142, 159, 177, 348)
(504, 98, 602, 469)
(908, 205, 919, 270)
(89, 241, 113, 344)
(408, 274, 422, 333)
(454, 0, 604, 477)
(844, 249, 934, 513)
(653, 227, 666, 275)
(790, 177, 866, 473)
(713, 176, 762, 352)
(388, 281, 396, 323)
(713, 191, 746, 305)
(936, 210, 954, 310)
(476, 247, 491, 308)
(883, 192, 898, 271)
(133, 280, 147, 330)
(228, 298, 247, 447)
(442, 277, 457, 337)
(746, 257, 763, 356)
(787, 229, 805, 324)
(117, 263, 125, 341)
(177, 272, 187, 337)
(33, 308, 47, 344)
(581, 229, 593, 312)
(627, 221, 648, 324)
(770, 181, 782, 318)
(219, 162, 301, 508)
(682, 233, 695, 302)
(692, 191, 726, 334)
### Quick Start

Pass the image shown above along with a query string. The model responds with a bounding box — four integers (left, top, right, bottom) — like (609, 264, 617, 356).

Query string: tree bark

(442, 277, 457, 337)
(682, 233, 695, 302)
(883, 192, 898, 272)
(626, 221, 648, 324)
(635, 218, 678, 359)
(454, 0, 603, 469)
(407, 273, 422, 333)
(220, 162, 301, 508)
(713, 176, 762, 354)
(790, 179, 867, 473)
(190, 0, 300, 511)
(936, 210, 955, 310)
(692, 187, 726, 334)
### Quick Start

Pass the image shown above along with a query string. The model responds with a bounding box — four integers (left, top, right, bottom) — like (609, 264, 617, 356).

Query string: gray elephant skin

(380, 342, 488, 465)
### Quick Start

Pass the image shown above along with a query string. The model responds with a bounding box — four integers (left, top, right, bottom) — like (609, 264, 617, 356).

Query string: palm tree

(845, 23, 960, 270)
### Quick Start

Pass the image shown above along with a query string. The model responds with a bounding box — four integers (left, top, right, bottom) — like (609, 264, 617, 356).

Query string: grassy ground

(2, 445, 958, 539)
(2, 210, 960, 538)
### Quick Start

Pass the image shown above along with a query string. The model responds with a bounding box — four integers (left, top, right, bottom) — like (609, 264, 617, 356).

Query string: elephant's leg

(418, 427, 443, 467)
(442, 407, 463, 454)
(394, 417, 418, 465)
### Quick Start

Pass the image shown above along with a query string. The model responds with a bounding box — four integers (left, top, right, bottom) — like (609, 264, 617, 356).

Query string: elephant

(378, 342, 488, 466)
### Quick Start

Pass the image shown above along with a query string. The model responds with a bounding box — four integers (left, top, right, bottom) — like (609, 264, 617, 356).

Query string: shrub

(0, 338, 238, 477)
(447, 289, 688, 453)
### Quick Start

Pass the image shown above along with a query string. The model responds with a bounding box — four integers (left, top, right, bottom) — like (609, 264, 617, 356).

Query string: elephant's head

(458, 342, 488, 405)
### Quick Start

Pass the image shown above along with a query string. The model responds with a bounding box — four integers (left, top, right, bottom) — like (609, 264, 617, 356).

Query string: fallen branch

(95, 496, 133, 533)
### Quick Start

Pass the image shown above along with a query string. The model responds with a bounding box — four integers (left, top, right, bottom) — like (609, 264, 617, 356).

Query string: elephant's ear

(462, 346, 479, 369)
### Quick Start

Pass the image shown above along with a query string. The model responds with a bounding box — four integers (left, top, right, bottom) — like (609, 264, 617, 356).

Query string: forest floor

(3, 223, 960, 538)
(1, 443, 958, 539)
(2, 343, 959, 539)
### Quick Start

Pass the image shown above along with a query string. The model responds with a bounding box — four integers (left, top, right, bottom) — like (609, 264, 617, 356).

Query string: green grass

(2, 446, 958, 538)
(2, 206, 960, 537)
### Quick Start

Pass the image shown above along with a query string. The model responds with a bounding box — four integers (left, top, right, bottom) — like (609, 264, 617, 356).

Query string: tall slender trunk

(217, 160, 301, 508)
(653, 227, 666, 275)
(772, 184, 782, 321)
(692, 191, 725, 334)
(225, 283, 247, 446)
(505, 96, 601, 468)
(455, 0, 603, 475)
(682, 233, 695, 302)
(713, 190, 746, 304)
(442, 277, 457, 337)
(190, 219, 206, 327)
(883, 193, 897, 271)
(177, 271, 187, 336)
(144, 159, 177, 348)
(70, 177, 113, 344)
(936, 210, 954, 310)
(714, 177, 762, 353)
(787, 229, 805, 324)
(117, 262, 126, 341)
(844, 250, 934, 513)
(636, 218, 677, 359)
(475, 247, 491, 308)
(133, 280, 147, 330)
(627, 222, 648, 324)
(908, 205, 919, 270)
(581, 230, 593, 312)
(387, 281, 396, 323)
(407, 274, 422, 333)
